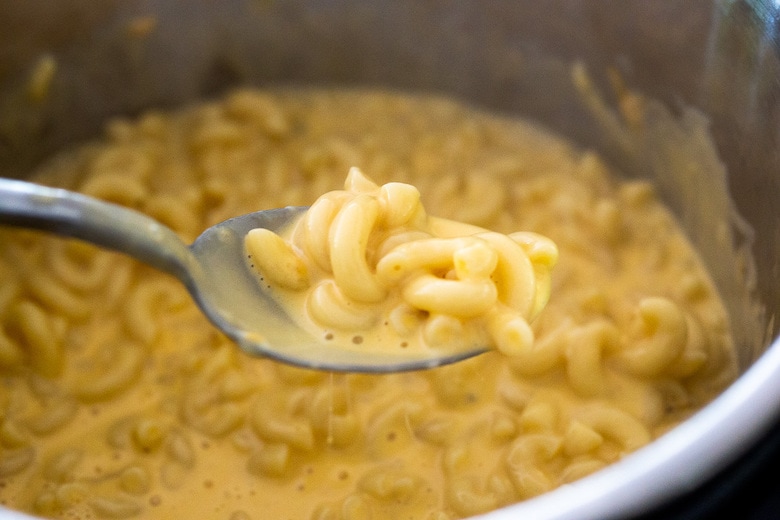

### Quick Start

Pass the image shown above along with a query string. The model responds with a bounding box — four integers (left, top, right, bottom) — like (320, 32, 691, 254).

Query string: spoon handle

(0, 178, 197, 281)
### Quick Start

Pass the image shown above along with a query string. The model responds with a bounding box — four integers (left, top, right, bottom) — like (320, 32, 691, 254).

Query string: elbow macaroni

(244, 167, 558, 357)
(0, 89, 738, 520)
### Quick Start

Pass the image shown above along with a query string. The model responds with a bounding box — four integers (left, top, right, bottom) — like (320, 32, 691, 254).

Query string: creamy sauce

(0, 89, 736, 520)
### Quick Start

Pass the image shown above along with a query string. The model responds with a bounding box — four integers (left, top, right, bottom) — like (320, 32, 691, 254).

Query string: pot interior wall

(0, 0, 778, 368)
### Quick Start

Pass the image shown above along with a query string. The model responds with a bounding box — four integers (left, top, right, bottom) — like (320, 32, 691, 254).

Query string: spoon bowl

(0, 178, 486, 372)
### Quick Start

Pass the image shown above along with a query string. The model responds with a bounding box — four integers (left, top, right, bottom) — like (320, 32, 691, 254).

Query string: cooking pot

(1, 1, 779, 519)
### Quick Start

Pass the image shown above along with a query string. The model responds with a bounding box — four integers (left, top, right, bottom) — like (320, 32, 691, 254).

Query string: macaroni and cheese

(0, 89, 736, 520)
(245, 167, 557, 357)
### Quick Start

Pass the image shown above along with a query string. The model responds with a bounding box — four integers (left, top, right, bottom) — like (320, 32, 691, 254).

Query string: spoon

(0, 178, 485, 373)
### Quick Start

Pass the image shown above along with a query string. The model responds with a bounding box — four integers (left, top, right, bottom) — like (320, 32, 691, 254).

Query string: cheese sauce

(0, 89, 736, 520)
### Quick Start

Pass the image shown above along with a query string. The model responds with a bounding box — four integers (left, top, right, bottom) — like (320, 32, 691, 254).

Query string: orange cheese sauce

(0, 89, 736, 520)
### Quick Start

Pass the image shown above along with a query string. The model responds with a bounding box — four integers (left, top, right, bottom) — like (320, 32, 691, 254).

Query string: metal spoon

(0, 178, 485, 372)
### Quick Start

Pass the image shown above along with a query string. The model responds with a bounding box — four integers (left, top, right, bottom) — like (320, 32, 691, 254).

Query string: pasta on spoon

(245, 168, 558, 358)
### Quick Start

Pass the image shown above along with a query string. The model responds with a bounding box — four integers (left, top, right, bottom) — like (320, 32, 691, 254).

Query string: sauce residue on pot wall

(0, 88, 738, 520)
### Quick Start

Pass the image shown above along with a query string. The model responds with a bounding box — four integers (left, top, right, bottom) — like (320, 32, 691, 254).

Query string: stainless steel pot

(1, 1, 779, 519)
